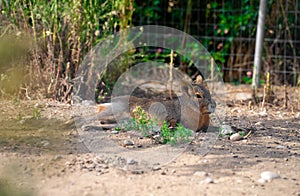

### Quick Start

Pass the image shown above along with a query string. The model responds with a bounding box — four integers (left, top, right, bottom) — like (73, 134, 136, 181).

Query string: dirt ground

(0, 84, 299, 196)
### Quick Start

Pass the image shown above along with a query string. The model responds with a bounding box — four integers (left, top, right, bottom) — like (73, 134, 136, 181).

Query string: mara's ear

(194, 75, 204, 85)
(193, 75, 208, 89)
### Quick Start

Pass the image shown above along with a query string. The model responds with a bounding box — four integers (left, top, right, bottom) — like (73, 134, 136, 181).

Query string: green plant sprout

(32, 108, 41, 119)
(161, 121, 193, 145)
(120, 107, 193, 145)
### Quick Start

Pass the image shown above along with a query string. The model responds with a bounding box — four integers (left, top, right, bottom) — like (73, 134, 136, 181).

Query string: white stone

(194, 171, 208, 177)
(276, 145, 286, 149)
(127, 158, 136, 165)
(255, 122, 262, 126)
(259, 110, 268, 117)
(200, 177, 214, 184)
(230, 133, 243, 141)
(260, 171, 280, 181)
(220, 125, 234, 135)
(257, 178, 267, 184)
(124, 139, 134, 146)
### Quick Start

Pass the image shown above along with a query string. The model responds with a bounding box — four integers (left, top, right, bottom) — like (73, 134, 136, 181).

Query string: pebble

(41, 140, 50, 147)
(111, 130, 119, 134)
(54, 155, 63, 160)
(194, 171, 208, 177)
(153, 135, 161, 140)
(257, 178, 267, 184)
(124, 139, 134, 146)
(131, 170, 144, 175)
(200, 177, 214, 184)
(152, 166, 161, 171)
(82, 125, 103, 131)
(255, 122, 262, 126)
(19, 119, 26, 124)
(220, 125, 234, 135)
(259, 110, 268, 117)
(276, 145, 286, 149)
(127, 158, 136, 165)
(258, 171, 280, 183)
(230, 133, 243, 141)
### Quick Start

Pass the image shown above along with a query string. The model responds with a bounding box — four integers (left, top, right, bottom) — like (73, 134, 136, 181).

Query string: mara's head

(192, 83, 216, 114)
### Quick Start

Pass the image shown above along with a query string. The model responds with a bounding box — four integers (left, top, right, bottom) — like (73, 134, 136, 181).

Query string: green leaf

(211, 2, 218, 9)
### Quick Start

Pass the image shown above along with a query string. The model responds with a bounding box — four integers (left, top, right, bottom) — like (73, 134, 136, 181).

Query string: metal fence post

(252, 0, 268, 101)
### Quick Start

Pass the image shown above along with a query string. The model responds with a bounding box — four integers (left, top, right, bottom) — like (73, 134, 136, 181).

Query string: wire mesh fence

(133, 0, 300, 86)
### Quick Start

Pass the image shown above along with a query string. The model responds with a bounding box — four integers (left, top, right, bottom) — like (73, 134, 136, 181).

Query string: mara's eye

(196, 94, 203, 99)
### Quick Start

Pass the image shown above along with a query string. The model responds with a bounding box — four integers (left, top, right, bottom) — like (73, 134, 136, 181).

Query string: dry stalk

(168, 50, 174, 100)
(283, 84, 288, 108)
(210, 57, 214, 94)
(261, 85, 266, 109)
(243, 130, 252, 139)
(261, 72, 272, 109)
(20, 87, 31, 100)
(252, 87, 258, 104)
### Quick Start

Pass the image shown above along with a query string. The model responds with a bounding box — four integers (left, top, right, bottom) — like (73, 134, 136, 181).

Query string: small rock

(96, 172, 103, 176)
(257, 178, 267, 184)
(255, 122, 262, 126)
(131, 170, 144, 175)
(236, 179, 243, 183)
(19, 119, 26, 124)
(41, 140, 50, 147)
(98, 164, 109, 169)
(276, 145, 286, 149)
(171, 169, 176, 174)
(152, 166, 161, 171)
(127, 158, 136, 165)
(194, 171, 208, 177)
(260, 171, 280, 182)
(54, 155, 63, 160)
(82, 125, 103, 131)
(153, 134, 161, 140)
(95, 167, 103, 173)
(124, 139, 134, 146)
(230, 133, 243, 141)
(220, 125, 234, 135)
(259, 110, 268, 117)
(200, 177, 214, 184)
(111, 130, 119, 134)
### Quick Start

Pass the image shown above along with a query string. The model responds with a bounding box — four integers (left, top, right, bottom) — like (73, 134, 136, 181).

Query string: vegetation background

(0, 0, 299, 102)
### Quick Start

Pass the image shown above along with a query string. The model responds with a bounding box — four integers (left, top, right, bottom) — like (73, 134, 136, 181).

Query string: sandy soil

(0, 85, 299, 196)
